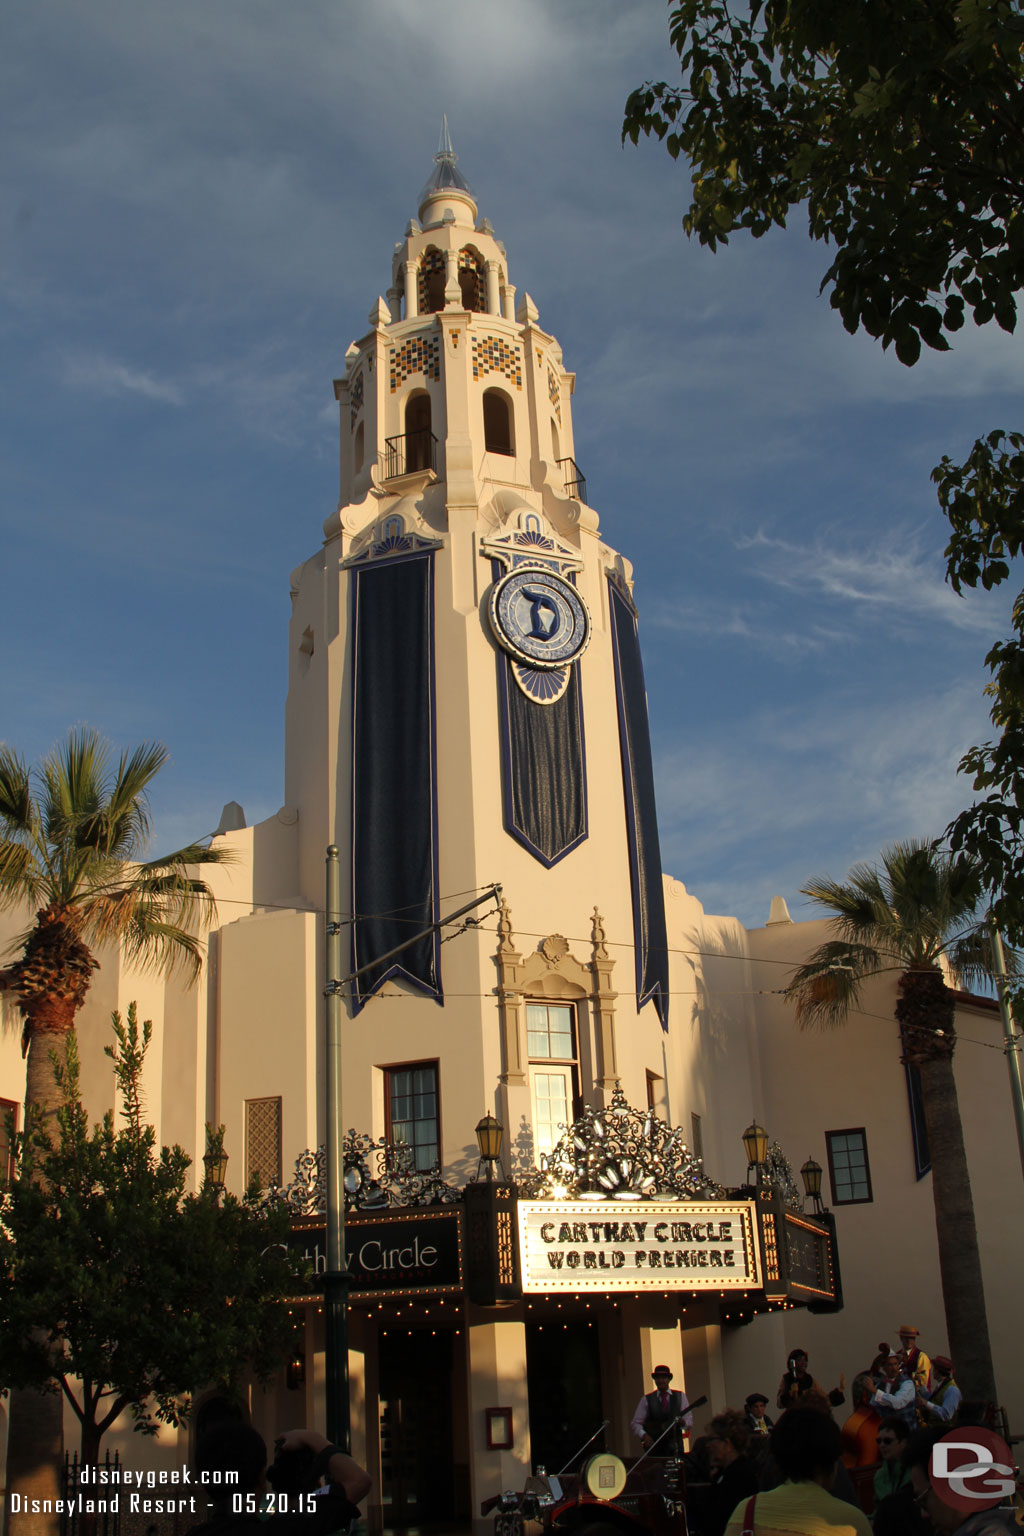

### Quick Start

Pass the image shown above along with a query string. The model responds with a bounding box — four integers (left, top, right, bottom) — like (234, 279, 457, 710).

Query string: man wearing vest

(630, 1365, 693, 1456)
(917, 1355, 961, 1423)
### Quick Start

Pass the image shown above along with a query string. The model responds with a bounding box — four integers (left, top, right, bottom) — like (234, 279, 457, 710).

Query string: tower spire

(418, 116, 475, 216)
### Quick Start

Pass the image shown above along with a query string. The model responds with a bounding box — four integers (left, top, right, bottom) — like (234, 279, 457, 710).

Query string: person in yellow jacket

(897, 1323, 932, 1393)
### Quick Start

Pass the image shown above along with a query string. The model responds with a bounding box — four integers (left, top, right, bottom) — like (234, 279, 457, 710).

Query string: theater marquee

(517, 1199, 761, 1293)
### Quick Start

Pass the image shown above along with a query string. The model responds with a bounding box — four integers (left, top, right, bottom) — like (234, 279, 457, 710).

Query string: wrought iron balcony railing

(383, 428, 438, 479)
(557, 456, 587, 503)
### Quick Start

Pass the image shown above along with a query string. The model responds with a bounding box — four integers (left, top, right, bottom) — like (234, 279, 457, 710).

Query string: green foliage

(623, 0, 1024, 361)
(931, 436, 1024, 962)
(626, 4, 1024, 952)
(786, 839, 998, 1033)
(0, 1005, 299, 1457)
(0, 727, 228, 998)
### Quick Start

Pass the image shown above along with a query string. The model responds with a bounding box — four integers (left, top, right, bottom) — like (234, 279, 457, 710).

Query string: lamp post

(203, 1128, 228, 1201)
(475, 1112, 504, 1181)
(324, 846, 350, 1452)
(742, 1121, 768, 1186)
(286, 1348, 307, 1391)
(800, 1156, 824, 1215)
(320, 856, 501, 1447)
(989, 918, 1024, 1184)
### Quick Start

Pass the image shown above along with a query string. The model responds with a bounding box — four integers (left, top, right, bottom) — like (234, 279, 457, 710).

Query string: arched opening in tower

(405, 391, 433, 471)
(458, 248, 485, 312)
(483, 389, 514, 456)
(418, 249, 447, 314)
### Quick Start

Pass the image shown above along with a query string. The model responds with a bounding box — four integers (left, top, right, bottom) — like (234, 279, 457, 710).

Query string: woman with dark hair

(697, 1411, 759, 1536)
(776, 1348, 846, 1411)
(723, 1407, 871, 1535)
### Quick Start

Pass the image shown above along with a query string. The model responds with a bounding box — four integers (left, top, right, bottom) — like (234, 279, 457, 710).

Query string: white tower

(283, 127, 672, 1155)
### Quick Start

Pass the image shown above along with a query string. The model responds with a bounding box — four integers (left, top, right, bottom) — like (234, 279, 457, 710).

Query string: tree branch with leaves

(0, 1006, 300, 1466)
(625, 0, 1024, 970)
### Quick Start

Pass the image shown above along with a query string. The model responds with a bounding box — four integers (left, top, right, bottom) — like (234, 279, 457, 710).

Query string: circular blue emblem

(489, 567, 591, 669)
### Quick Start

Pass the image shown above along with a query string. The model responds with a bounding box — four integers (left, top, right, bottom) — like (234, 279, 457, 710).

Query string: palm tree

(0, 728, 225, 1117)
(0, 727, 227, 1526)
(786, 839, 999, 1405)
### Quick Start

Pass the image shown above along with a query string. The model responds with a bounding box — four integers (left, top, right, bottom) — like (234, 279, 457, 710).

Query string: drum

(581, 1453, 628, 1501)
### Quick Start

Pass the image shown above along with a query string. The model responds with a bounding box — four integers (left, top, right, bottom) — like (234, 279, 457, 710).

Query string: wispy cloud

(649, 598, 854, 657)
(738, 529, 1006, 636)
(60, 351, 183, 405)
(654, 677, 994, 926)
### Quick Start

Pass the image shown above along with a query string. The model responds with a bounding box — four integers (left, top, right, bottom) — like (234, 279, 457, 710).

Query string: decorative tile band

(472, 334, 522, 389)
(389, 334, 441, 392)
(350, 369, 364, 427)
(548, 366, 561, 424)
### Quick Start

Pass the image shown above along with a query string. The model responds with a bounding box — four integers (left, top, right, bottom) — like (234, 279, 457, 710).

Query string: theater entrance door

(378, 1329, 456, 1527)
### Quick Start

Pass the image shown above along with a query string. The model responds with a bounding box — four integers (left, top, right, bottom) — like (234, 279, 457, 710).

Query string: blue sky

(2, 0, 1020, 930)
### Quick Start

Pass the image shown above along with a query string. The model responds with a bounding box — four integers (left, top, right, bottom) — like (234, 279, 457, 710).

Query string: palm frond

(77, 867, 219, 963)
(4, 729, 223, 993)
(801, 839, 988, 977)
(0, 839, 43, 908)
(117, 913, 206, 983)
(802, 870, 896, 952)
(139, 842, 233, 874)
(95, 742, 168, 857)
(786, 940, 884, 1028)
(944, 928, 1000, 991)
(39, 728, 107, 858)
(0, 749, 35, 837)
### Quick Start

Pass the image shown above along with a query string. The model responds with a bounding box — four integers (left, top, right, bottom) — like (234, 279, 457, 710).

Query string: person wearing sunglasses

(903, 1426, 1019, 1534)
(874, 1418, 912, 1503)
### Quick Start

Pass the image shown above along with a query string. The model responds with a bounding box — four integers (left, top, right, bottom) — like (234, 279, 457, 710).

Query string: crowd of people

(679, 1326, 1018, 1535)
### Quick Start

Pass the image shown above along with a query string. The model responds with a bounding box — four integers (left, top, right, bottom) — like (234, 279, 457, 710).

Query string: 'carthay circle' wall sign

(489, 566, 591, 669)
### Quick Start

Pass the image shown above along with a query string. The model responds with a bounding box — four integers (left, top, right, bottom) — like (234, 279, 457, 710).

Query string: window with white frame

(527, 1001, 579, 1160)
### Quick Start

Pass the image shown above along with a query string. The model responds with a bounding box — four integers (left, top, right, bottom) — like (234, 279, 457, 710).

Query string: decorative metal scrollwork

(518, 1087, 723, 1202)
(264, 1132, 461, 1214)
(265, 1146, 326, 1215)
(764, 1140, 803, 1211)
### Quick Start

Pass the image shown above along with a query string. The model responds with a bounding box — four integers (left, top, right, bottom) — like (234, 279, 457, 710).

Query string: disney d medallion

(488, 566, 591, 669)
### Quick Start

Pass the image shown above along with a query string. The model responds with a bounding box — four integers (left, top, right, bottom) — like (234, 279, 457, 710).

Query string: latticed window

(245, 1096, 282, 1190)
(826, 1128, 872, 1204)
(385, 1062, 440, 1171)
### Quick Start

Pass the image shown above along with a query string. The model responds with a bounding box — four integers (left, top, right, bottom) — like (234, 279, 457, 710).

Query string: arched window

(458, 248, 485, 312)
(418, 249, 447, 314)
(551, 420, 560, 462)
(483, 389, 513, 456)
(405, 391, 433, 472)
(354, 421, 365, 473)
